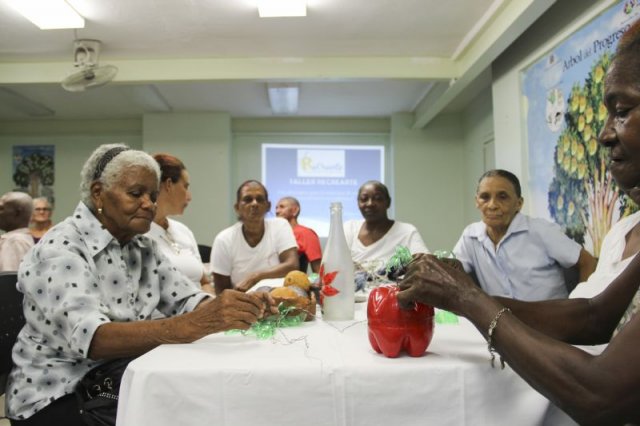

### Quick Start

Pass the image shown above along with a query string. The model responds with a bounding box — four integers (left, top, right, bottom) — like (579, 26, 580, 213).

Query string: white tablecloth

(116, 305, 577, 426)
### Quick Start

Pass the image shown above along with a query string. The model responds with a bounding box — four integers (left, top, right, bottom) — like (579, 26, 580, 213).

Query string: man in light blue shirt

(453, 170, 596, 301)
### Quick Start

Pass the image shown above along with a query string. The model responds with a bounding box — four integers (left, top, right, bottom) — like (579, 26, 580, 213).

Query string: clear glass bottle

(320, 202, 355, 320)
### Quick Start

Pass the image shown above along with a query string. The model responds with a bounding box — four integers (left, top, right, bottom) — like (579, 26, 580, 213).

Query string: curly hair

(80, 143, 160, 209)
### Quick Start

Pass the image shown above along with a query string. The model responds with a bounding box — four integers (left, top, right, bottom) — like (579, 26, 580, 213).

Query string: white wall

(391, 112, 466, 251)
(461, 87, 494, 225)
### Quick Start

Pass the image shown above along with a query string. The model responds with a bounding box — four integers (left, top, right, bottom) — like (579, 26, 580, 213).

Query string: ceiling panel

(0, 0, 554, 121)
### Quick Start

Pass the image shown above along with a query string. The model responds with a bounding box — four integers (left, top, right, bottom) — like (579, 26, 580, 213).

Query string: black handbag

(75, 357, 135, 426)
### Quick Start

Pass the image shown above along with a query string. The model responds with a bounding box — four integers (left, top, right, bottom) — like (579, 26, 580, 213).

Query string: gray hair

(33, 197, 52, 208)
(477, 169, 522, 198)
(1, 191, 33, 228)
(80, 143, 161, 209)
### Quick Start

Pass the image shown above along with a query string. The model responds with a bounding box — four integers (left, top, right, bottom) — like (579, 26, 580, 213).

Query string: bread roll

(283, 270, 311, 292)
(269, 284, 316, 321)
(270, 286, 300, 299)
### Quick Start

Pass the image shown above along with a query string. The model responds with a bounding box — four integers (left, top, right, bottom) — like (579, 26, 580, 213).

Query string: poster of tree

(12, 145, 55, 204)
(522, 0, 640, 257)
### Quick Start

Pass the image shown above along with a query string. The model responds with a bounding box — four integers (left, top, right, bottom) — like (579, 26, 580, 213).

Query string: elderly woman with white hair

(29, 197, 54, 243)
(4, 144, 274, 426)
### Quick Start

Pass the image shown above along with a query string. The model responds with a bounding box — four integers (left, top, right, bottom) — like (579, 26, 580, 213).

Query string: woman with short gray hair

(5, 143, 275, 425)
(29, 197, 54, 243)
(79, 143, 160, 208)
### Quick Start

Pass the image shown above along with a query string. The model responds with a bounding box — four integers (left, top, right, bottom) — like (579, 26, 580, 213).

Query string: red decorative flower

(319, 264, 340, 298)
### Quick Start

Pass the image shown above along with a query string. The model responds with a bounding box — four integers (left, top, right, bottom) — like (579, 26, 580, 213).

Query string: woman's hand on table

(396, 253, 482, 315)
(194, 289, 278, 333)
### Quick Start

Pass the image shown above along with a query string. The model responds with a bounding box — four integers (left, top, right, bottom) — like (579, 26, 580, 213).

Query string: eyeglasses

(34, 207, 52, 212)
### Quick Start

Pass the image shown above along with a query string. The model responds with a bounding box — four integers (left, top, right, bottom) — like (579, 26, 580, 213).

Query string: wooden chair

(0, 271, 24, 394)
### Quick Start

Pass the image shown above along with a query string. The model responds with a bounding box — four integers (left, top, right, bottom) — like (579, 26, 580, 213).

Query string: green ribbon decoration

(433, 250, 456, 260)
(435, 310, 459, 324)
(226, 303, 307, 339)
(385, 245, 413, 276)
(433, 250, 458, 323)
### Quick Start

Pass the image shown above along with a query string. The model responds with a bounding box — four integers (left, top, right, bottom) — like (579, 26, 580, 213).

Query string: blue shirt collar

(471, 212, 529, 243)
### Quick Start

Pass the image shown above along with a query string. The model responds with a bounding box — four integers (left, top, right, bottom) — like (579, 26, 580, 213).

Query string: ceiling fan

(61, 39, 118, 92)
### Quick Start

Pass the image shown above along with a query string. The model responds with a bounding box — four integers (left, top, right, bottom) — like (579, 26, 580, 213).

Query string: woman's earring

(98, 207, 103, 214)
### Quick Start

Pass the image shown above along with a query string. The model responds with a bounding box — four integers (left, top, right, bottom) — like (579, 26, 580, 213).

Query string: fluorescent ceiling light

(258, 0, 306, 17)
(8, 0, 84, 29)
(267, 83, 299, 115)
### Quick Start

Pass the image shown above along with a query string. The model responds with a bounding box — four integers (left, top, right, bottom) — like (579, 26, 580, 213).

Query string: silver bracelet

(487, 307, 511, 369)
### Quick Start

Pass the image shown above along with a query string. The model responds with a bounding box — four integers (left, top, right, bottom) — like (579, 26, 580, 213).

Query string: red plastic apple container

(367, 284, 435, 358)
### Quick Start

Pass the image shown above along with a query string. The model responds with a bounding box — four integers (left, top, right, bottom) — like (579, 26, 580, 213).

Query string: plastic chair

(0, 271, 24, 394)
(298, 253, 309, 273)
(198, 244, 212, 263)
(563, 264, 580, 293)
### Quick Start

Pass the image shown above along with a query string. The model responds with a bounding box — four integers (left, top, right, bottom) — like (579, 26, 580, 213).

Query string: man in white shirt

(211, 180, 298, 293)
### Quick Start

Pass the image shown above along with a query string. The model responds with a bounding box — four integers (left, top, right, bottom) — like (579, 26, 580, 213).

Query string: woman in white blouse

(147, 153, 214, 293)
(344, 180, 429, 270)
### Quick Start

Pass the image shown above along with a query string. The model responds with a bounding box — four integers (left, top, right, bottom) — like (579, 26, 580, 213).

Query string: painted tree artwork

(12, 145, 55, 203)
(523, 0, 640, 257)
(547, 54, 636, 255)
